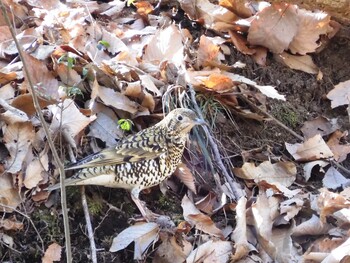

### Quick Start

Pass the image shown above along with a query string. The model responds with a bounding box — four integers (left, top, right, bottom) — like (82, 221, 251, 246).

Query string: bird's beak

(193, 118, 207, 126)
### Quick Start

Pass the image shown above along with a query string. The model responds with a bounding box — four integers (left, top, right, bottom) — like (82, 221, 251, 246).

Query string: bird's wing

(66, 128, 166, 170)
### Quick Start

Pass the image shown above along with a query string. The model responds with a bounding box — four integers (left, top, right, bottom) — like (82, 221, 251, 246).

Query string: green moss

(272, 104, 300, 129)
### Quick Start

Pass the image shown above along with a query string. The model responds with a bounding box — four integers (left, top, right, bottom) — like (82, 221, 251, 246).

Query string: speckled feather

(48, 108, 204, 193)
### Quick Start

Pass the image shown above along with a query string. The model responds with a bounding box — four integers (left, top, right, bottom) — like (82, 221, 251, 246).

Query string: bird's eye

(177, 115, 183, 121)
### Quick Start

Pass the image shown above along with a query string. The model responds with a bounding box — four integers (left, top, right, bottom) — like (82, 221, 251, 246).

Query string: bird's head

(161, 108, 206, 135)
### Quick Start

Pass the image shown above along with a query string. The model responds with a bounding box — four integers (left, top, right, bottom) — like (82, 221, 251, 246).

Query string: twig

(80, 186, 98, 263)
(188, 85, 243, 200)
(67, 147, 97, 263)
(0, 2, 72, 261)
(0, 204, 44, 252)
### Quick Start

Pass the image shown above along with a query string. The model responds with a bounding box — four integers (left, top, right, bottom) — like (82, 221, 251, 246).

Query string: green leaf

(67, 57, 75, 69)
(98, 40, 110, 48)
(118, 119, 133, 131)
(66, 86, 83, 97)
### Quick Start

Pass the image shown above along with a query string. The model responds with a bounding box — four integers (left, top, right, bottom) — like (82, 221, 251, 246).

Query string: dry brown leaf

(173, 163, 196, 194)
(280, 197, 304, 221)
(21, 52, 59, 100)
(134, 1, 154, 16)
(11, 94, 56, 116)
(234, 161, 296, 187)
(87, 112, 123, 147)
(323, 166, 350, 190)
(203, 73, 234, 92)
(219, 0, 253, 18)
(302, 160, 328, 181)
(24, 151, 49, 189)
(0, 71, 17, 85)
(285, 134, 334, 162)
(274, 52, 319, 74)
(248, 3, 298, 54)
(301, 116, 340, 139)
(49, 99, 96, 144)
(101, 28, 129, 55)
(231, 197, 250, 261)
(42, 243, 62, 263)
(195, 192, 217, 214)
(181, 195, 224, 239)
(228, 30, 256, 55)
(326, 80, 350, 108)
(0, 98, 29, 124)
(186, 240, 232, 263)
(153, 234, 192, 263)
(143, 25, 185, 68)
(0, 83, 15, 101)
(55, 63, 82, 87)
(318, 188, 350, 223)
(3, 122, 35, 173)
(0, 218, 23, 231)
(251, 46, 268, 66)
(0, 173, 22, 212)
(327, 130, 350, 162)
(292, 214, 331, 236)
(289, 9, 332, 55)
(197, 35, 223, 67)
(91, 79, 145, 116)
(110, 222, 159, 260)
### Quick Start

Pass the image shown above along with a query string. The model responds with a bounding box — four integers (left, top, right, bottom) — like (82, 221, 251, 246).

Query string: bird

(48, 108, 205, 220)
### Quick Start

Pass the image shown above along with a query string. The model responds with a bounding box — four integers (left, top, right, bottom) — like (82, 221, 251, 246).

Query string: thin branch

(0, 204, 44, 252)
(80, 186, 98, 263)
(188, 85, 243, 200)
(0, 2, 72, 261)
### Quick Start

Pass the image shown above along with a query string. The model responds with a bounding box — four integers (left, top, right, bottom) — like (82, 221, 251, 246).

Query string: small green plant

(118, 119, 133, 131)
(57, 54, 76, 69)
(66, 86, 83, 97)
(97, 40, 110, 50)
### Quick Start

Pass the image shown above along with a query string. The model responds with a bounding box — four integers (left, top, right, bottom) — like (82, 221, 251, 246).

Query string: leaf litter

(0, 0, 349, 262)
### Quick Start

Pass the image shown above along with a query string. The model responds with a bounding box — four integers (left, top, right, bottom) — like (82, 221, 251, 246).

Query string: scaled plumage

(48, 108, 205, 220)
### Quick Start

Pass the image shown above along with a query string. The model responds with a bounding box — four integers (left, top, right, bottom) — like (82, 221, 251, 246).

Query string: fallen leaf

(327, 130, 350, 162)
(143, 25, 185, 68)
(219, 0, 253, 18)
(274, 52, 319, 74)
(91, 80, 144, 115)
(326, 80, 350, 108)
(186, 240, 232, 263)
(292, 214, 332, 236)
(285, 134, 334, 161)
(173, 163, 196, 194)
(0, 218, 23, 231)
(153, 234, 192, 263)
(202, 73, 234, 92)
(0, 173, 22, 212)
(197, 35, 223, 67)
(318, 188, 350, 223)
(323, 166, 350, 190)
(231, 197, 250, 261)
(21, 52, 59, 100)
(181, 195, 224, 239)
(49, 99, 96, 145)
(24, 151, 49, 189)
(289, 9, 332, 55)
(87, 112, 123, 147)
(234, 161, 296, 187)
(229, 30, 256, 55)
(302, 160, 328, 181)
(3, 122, 35, 173)
(42, 243, 62, 263)
(110, 222, 159, 260)
(301, 117, 340, 139)
(248, 3, 298, 54)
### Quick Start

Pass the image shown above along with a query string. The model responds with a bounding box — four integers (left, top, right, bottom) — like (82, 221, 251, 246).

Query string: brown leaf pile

(0, 0, 349, 262)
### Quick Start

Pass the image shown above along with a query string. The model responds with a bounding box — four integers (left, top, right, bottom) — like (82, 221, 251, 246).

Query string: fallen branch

(188, 85, 243, 200)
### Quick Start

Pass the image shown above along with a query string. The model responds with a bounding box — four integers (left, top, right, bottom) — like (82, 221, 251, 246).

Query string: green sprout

(118, 119, 133, 131)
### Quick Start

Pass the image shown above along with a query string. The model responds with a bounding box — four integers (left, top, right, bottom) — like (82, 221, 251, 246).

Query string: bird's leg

(130, 188, 159, 222)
